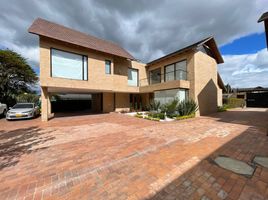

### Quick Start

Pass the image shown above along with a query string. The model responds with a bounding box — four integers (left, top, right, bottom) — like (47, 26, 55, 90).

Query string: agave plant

(160, 98, 179, 116)
(148, 100, 161, 112)
(177, 99, 198, 116)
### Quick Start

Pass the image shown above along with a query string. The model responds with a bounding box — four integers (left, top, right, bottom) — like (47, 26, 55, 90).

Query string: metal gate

(246, 92, 268, 107)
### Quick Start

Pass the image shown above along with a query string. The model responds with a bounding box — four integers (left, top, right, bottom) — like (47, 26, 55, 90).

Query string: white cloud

(219, 48, 268, 88)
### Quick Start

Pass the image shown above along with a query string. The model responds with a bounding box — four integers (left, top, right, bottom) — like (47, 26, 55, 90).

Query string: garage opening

(51, 93, 103, 117)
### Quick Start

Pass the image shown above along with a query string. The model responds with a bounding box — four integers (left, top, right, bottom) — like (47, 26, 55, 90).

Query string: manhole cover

(253, 156, 268, 168)
(214, 156, 254, 176)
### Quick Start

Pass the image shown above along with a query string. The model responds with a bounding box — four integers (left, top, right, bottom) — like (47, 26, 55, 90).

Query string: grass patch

(175, 114, 195, 120)
(148, 112, 165, 120)
(144, 116, 160, 121)
(135, 114, 143, 118)
(217, 104, 230, 112)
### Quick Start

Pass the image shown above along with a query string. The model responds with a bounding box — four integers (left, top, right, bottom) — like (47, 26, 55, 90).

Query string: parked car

(0, 102, 7, 117)
(6, 103, 40, 120)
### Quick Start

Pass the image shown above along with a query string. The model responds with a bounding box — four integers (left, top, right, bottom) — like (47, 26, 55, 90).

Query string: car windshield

(13, 104, 34, 109)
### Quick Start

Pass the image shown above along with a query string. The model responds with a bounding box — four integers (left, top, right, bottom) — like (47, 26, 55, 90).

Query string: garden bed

(125, 99, 198, 122)
(125, 112, 195, 122)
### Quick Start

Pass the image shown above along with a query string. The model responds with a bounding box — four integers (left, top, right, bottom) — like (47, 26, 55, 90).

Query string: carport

(42, 87, 104, 120)
(50, 93, 103, 117)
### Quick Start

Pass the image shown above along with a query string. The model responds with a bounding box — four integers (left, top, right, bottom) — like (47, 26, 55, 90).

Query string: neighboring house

(258, 12, 268, 48)
(28, 18, 224, 121)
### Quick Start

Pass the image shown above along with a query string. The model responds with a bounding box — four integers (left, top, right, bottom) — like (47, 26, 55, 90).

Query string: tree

(225, 84, 232, 94)
(0, 49, 38, 106)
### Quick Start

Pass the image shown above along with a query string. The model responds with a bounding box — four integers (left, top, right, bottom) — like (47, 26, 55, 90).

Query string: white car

(0, 102, 7, 117)
(6, 103, 40, 120)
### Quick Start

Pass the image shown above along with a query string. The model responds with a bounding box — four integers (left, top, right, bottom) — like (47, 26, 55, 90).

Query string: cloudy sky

(0, 0, 268, 88)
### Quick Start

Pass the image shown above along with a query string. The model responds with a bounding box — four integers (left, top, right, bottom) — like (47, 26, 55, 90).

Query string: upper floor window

(51, 48, 88, 80)
(164, 60, 187, 82)
(105, 60, 111, 74)
(128, 68, 138, 86)
(150, 68, 161, 84)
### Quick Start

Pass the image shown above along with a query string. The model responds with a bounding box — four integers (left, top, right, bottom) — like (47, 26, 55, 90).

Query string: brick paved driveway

(0, 108, 268, 200)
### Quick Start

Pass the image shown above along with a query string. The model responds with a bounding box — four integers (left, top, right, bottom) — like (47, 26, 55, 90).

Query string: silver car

(6, 103, 40, 120)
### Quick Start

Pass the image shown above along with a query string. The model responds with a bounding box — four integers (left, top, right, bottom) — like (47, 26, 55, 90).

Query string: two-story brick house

(28, 18, 224, 121)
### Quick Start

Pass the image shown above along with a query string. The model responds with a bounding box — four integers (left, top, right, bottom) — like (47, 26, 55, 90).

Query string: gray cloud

(0, 0, 268, 87)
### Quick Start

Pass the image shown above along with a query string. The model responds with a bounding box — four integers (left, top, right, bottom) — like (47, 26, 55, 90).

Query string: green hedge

(144, 116, 160, 121)
(148, 112, 165, 119)
(226, 98, 245, 108)
(176, 114, 195, 120)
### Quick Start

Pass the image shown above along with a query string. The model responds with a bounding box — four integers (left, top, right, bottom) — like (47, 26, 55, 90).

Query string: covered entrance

(50, 93, 103, 117)
(41, 87, 105, 121)
(130, 94, 142, 111)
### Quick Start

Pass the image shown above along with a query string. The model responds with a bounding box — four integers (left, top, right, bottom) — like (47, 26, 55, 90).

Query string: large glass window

(105, 60, 111, 74)
(175, 60, 187, 80)
(154, 88, 189, 105)
(164, 60, 187, 82)
(150, 68, 161, 84)
(128, 68, 138, 86)
(51, 49, 88, 80)
(165, 64, 174, 81)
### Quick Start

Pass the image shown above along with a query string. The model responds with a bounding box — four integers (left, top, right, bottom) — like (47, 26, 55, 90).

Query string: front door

(130, 94, 142, 111)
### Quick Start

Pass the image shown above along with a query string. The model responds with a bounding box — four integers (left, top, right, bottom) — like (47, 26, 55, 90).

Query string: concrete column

(47, 95, 52, 115)
(41, 87, 49, 122)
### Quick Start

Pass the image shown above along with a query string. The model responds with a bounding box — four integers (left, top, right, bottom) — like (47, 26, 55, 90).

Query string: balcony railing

(139, 69, 188, 87)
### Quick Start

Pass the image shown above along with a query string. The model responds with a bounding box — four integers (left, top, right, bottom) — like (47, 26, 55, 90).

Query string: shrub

(217, 104, 229, 112)
(148, 112, 165, 120)
(167, 113, 180, 118)
(160, 99, 179, 116)
(177, 99, 198, 116)
(144, 116, 160, 121)
(135, 114, 143, 118)
(148, 100, 161, 112)
(226, 98, 245, 108)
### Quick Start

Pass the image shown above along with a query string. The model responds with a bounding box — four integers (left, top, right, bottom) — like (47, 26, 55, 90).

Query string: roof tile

(28, 18, 135, 60)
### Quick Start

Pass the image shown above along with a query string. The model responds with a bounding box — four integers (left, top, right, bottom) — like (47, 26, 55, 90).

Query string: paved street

(0, 108, 268, 199)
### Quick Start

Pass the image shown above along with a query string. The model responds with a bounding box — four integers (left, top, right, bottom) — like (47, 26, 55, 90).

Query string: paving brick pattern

(0, 108, 268, 199)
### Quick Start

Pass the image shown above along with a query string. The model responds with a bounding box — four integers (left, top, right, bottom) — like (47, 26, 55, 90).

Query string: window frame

(164, 59, 187, 82)
(149, 67, 161, 85)
(105, 60, 112, 75)
(127, 68, 139, 87)
(50, 48, 88, 81)
(154, 88, 189, 104)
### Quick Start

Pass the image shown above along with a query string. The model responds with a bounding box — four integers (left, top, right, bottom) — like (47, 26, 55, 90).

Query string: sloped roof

(217, 73, 226, 91)
(147, 37, 224, 65)
(28, 18, 135, 60)
(258, 12, 268, 22)
(258, 12, 268, 49)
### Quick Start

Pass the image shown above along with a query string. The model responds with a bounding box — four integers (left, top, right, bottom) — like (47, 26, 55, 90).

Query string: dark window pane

(150, 68, 161, 84)
(105, 60, 111, 74)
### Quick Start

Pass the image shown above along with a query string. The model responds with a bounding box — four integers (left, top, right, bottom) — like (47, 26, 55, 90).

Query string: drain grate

(253, 156, 268, 168)
(214, 156, 255, 177)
